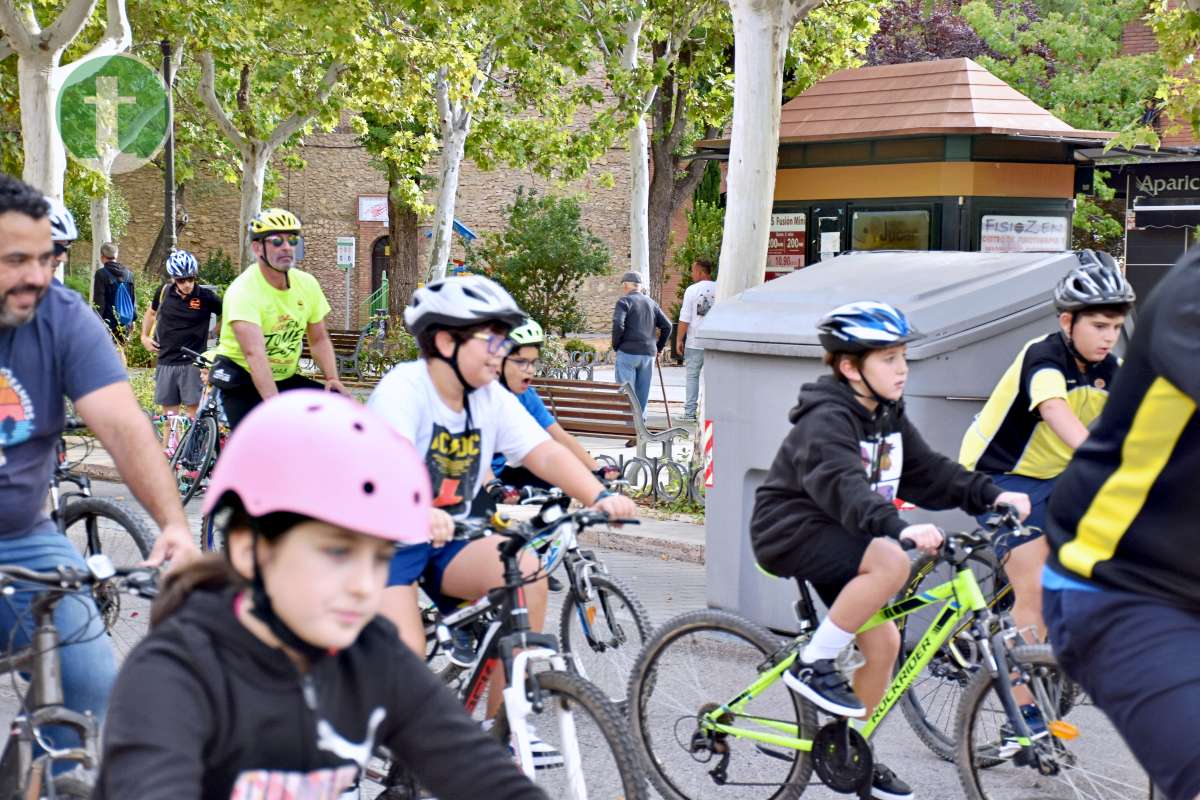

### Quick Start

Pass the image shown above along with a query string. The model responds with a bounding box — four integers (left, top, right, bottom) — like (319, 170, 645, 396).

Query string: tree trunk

(628, 118, 651, 288)
(427, 124, 467, 283)
(715, 0, 806, 302)
(238, 144, 269, 269)
(17, 54, 65, 200)
(647, 147, 675, 303)
(387, 174, 421, 322)
(90, 194, 112, 275)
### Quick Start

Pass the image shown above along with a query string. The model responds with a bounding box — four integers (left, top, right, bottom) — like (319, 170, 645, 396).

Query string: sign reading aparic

(980, 215, 1069, 252)
(1134, 174, 1200, 197)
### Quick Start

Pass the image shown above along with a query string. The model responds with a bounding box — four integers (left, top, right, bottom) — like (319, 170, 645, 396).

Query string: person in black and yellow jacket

(1042, 249, 1200, 800)
(959, 252, 1133, 665)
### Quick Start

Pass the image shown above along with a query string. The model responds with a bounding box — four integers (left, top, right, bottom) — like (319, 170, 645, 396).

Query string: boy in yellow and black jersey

(1042, 249, 1200, 800)
(959, 251, 1133, 737)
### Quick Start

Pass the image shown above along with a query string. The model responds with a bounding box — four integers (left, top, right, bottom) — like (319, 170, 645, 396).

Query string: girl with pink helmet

(95, 390, 546, 800)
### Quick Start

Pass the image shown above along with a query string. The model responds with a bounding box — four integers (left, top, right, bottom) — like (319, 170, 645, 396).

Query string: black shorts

(1045, 586, 1200, 800)
(219, 371, 324, 430)
(770, 525, 872, 607)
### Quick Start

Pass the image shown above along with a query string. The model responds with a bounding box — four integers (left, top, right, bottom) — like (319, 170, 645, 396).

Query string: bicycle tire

(60, 497, 154, 663)
(688, 466, 707, 506)
(627, 608, 816, 800)
(493, 669, 649, 799)
(956, 643, 1150, 800)
(896, 546, 1009, 762)
(558, 573, 652, 707)
(49, 772, 94, 798)
(170, 414, 218, 506)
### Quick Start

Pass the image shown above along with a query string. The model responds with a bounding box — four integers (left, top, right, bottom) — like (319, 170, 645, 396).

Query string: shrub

(200, 249, 238, 294)
(562, 337, 595, 354)
(467, 187, 610, 336)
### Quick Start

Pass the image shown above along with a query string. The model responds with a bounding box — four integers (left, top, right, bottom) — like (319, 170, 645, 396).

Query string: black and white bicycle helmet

(1054, 251, 1135, 313)
(816, 301, 924, 354)
(404, 275, 526, 336)
(45, 197, 78, 244)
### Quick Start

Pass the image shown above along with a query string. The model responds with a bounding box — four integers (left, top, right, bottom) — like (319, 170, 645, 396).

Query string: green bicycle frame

(701, 564, 991, 751)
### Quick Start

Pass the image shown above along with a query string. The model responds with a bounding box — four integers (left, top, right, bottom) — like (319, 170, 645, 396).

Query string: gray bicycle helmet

(1054, 251, 1136, 312)
(404, 275, 526, 336)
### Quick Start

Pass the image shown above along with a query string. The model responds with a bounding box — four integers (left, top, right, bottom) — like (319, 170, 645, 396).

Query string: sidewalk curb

(76, 462, 122, 483)
(580, 527, 704, 565)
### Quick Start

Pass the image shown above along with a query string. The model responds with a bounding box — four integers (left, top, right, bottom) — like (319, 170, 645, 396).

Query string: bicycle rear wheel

(558, 573, 651, 707)
(170, 415, 218, 506)
(493, 669, 648, 799)
(628, 609, 815, 800)
(61, 497, 153, 663)
(897, 546, 1009, 761)
(956, 643, 1149, 800)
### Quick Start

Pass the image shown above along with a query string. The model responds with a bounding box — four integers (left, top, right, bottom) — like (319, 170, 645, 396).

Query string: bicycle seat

(756, 563, 821, 630)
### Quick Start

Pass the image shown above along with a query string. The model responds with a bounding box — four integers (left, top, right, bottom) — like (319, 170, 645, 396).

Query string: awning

(1134, 200, 1200, 228)
(423, 219, 478, 241)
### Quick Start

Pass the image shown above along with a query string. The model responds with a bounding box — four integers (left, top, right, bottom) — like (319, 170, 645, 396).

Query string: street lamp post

(161, 40, 176, 254)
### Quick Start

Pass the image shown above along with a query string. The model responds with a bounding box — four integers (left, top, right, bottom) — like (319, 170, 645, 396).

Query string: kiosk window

(851, 210, 931, 251)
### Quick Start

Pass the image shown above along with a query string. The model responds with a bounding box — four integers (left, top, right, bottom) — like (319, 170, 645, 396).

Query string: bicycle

(366, 511, 649, 800)
(627, 511, 1146, 800)
(169, 347, 227, 510)
(0, 557, 158, 799)
(482, 485, 653, 707)
(50, 425, 154, 663)
(147, 412, 193, 460)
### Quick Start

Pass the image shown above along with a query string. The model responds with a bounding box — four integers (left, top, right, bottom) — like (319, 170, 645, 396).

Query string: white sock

(801, 619, 855, 663)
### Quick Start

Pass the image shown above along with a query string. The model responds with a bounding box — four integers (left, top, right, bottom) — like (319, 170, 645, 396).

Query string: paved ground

(5, 477, 1148, 800)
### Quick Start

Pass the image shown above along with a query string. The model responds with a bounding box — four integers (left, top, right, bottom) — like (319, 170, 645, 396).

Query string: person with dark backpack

(91, 241, 137, 347)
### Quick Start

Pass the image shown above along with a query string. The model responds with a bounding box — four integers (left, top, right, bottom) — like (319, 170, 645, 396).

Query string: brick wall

(1123, 8, 1200, 147)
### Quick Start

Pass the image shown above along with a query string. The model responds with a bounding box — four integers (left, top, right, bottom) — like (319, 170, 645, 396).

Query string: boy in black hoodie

(751, 301, 1029, 800)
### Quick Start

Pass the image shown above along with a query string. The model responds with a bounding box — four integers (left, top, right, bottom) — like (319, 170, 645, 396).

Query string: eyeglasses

(507, 356, 541, 372)
(173, 277, 195, 284)
(467, 331, 515, 357)
(264, 235, 301, 247)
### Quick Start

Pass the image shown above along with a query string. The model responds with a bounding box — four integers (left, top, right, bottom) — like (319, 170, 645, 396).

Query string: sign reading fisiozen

(980, 215, 1068, 253)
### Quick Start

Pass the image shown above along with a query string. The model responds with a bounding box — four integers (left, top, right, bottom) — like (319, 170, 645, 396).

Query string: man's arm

(305, 319, 349, 394)
(611, 297, 627, 351)
(231, 321, 280, 401)
(74, 382, 196, 566)
(547, 423, 600, 471)
(92, 269, 105, 310)
(1037, 398, 1090, 449)
(676, 321, 689, 353)
(654, 303, 673, 352)
(140, 308, 159, 353)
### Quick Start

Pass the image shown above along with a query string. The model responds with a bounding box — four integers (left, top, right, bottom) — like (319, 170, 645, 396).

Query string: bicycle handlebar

(0, 562, 160, 600)
(181, 346, 213, 369)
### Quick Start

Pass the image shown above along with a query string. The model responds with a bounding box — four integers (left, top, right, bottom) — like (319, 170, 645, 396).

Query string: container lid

(694, 250, 1084, 358)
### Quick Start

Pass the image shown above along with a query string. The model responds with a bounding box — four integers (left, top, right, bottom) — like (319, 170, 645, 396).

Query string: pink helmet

(202, 390, 430, 544)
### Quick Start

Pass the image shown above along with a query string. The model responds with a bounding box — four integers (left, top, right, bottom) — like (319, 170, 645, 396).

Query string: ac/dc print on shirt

(426, 423, 483, 514)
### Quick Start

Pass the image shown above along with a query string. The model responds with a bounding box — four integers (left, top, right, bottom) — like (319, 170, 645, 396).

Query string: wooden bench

(532, 377, 689, 460)
(299, 328, 367, 382)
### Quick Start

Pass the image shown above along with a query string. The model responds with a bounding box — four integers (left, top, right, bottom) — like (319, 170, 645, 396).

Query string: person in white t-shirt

(367, 275, 638, 741)
(676, 258, 716, 422)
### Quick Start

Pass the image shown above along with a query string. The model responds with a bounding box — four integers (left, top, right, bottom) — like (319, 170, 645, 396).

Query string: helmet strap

(432, 338, 478, 434)
(247, 527, 334, 663)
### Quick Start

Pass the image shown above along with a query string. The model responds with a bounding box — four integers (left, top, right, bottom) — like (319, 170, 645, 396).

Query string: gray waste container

(693, 250, 1092, 632)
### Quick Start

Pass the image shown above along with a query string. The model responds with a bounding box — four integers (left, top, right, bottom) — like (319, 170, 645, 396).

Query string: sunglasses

(467, 331, 515, 357)
(173, 276, 195, 284)
(507, 356, 542, 372)
(264, 235, 301, 247)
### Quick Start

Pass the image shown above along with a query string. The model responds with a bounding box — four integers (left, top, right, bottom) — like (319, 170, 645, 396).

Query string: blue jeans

(684, 347, 704, 418)
(0, 520, 117, 752)
(614, 351, 654, 419)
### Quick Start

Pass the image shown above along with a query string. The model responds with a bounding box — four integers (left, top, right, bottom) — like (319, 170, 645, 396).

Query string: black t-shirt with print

(151, 283, 222, 365)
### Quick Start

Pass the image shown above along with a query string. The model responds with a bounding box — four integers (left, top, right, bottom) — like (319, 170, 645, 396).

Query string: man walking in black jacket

(611, 271, 671, 422)
(91, 241, 136, 346)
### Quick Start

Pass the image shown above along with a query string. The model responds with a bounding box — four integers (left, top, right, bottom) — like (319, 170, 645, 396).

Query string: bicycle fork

(976, 618, 1040, 761)
(502, 649, 588, 798)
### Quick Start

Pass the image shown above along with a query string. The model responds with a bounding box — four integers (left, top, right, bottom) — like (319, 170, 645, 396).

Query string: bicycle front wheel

(628, 609, 815, 800)
(61, 497, 154, 663)
(956, 643, 1149, 800)
(897, 545, 1009, 761)
(558, 573, 652, 706)
(170, 415, 218, 506)
(494, 669, 648, 799)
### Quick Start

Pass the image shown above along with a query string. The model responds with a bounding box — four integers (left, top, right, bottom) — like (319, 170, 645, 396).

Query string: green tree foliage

(468, 188, 611, 335)
(1126, 0, 1200, 146)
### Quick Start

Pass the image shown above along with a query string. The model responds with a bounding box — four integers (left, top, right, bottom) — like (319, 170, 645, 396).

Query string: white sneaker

(493, 718, 563, 770)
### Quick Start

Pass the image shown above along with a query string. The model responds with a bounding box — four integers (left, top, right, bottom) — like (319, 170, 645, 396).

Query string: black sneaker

(447, 628, 476, 668)
(547, 574, 564, 593)
(997, 704, 1050, 758)
(871, 763, 913, 800)
(782, 654, 866, 717)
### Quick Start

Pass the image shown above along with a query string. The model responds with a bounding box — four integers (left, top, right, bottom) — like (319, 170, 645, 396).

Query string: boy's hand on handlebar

(994, 491, 1031, 522)
(429, 508, 455, 548)
(593, 493, 638, 522)
(899, 524, 944, 555)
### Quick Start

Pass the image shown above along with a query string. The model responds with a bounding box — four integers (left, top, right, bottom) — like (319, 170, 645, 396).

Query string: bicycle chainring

(812, 720, 873, 794)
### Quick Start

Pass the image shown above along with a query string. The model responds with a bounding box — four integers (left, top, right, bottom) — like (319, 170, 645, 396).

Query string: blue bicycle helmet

(817, 301, 923, 354)
(165, 249, 199, 279)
